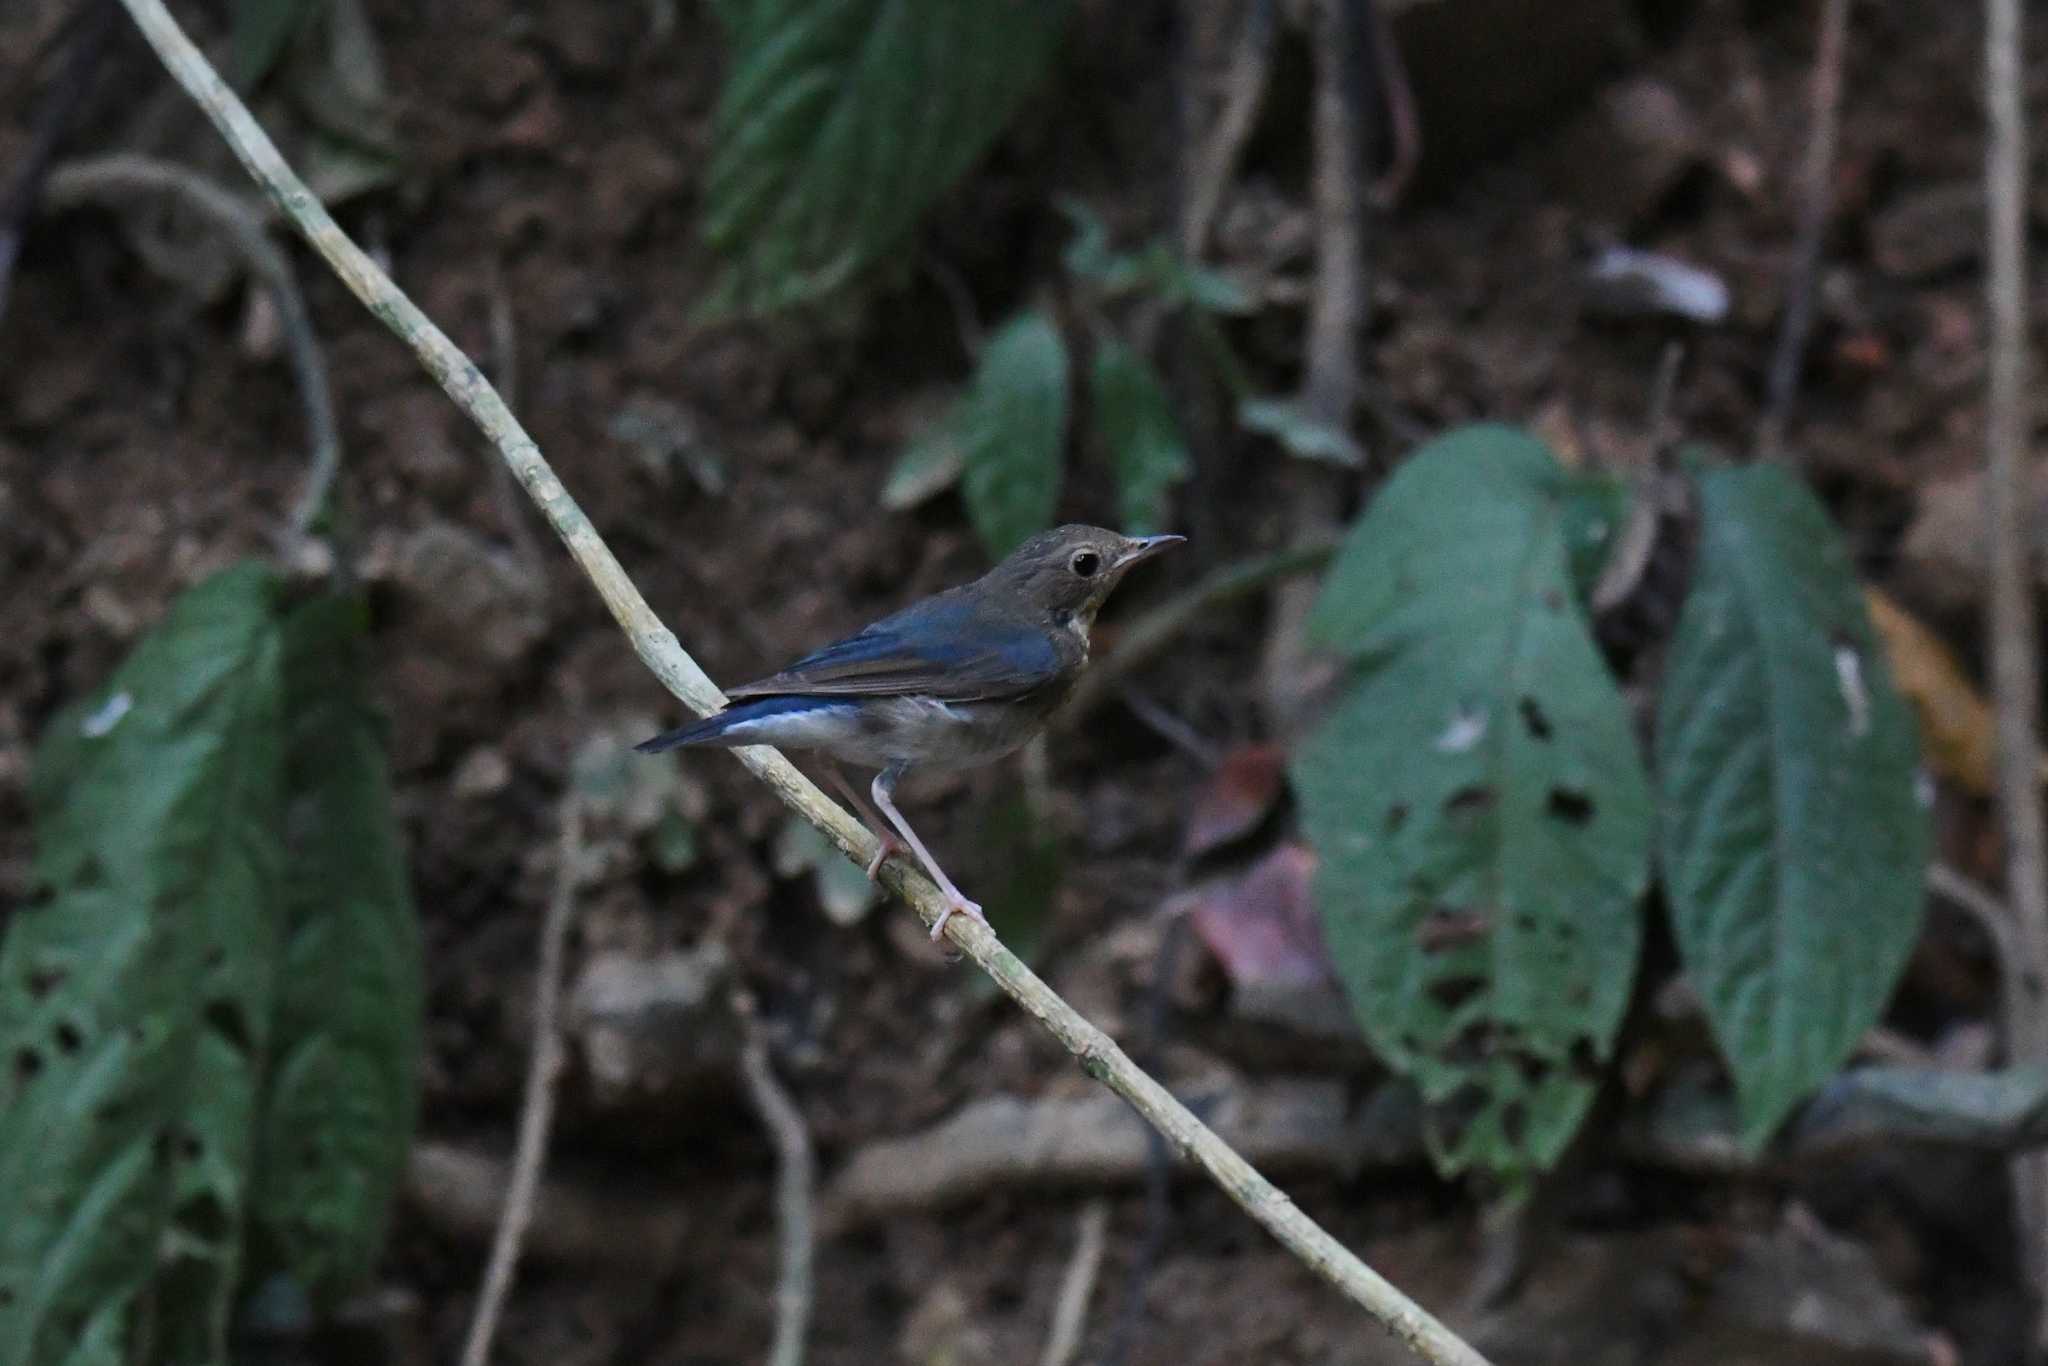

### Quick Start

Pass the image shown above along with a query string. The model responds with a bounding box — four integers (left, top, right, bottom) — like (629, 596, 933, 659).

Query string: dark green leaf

(1291, 426, 1651, 1180)
(704, 0, 1069, 316)
(959, 311, 1069, 558)
(247, 594, 421, 1305)
(1092, 338, 1190, 535)
(1656, 463, 1929, 1147)
(0, 564, 287, 1366)
(231, 0, 318, 87)
(1056, 198, 1135, 290)
(964, 791, 1062, 1001)
(1058, 203, 1251, 313)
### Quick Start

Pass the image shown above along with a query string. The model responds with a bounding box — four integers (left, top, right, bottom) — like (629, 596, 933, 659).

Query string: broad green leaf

(1291, 425, 1651, 1180)
(1091, 338, 1190, 535)
(880, 424, 965, 510)
(704, 0, 1069, 316)
(247, 595, 421, 1305)
(1656, 463, 1929, 1147)
(959, 311, 1068, 558)
(0, 564, 287, 1366)
(1239, 397, 1364, 467)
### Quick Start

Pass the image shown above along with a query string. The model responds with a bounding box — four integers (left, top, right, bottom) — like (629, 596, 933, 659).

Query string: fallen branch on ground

(114, 5, 1489, 1363)
(1039, 1200, 1109, 1366)
(736, 1002, 815, 1366)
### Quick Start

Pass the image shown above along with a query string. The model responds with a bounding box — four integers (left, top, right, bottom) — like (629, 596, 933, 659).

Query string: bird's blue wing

(725, 592, 1070, 702)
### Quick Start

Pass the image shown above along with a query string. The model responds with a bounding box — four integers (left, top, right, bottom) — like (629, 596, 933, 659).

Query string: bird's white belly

(831, 696, 1041, 770)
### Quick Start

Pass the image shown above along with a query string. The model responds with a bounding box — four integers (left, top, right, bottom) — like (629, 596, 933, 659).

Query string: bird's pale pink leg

(825, 764, 905, 880)
(871, 768, 985, 941)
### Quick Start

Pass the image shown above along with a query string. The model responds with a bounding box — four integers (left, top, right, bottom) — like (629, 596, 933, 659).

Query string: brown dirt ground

(2, 0, 2041, 1362)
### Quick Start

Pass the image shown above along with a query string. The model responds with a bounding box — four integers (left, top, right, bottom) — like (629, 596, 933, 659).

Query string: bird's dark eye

(1071, 550, 1102, 578)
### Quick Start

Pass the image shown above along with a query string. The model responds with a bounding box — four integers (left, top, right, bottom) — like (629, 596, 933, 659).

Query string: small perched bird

(637, 526, 1182, 938)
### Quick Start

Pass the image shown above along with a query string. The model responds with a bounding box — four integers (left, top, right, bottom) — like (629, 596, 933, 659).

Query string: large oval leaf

(703, 0, 1069, 316)
(958, 310, 1068, 557)
(0, 564, 286, 1366)
(1291, 425, 1651, 1180)
(1656, 462, 1929, 1148)
(248, 594, 422, 1305)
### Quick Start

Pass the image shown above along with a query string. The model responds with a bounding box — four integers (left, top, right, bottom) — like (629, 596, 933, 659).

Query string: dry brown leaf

(1867, 587, 2048, 793)
(1182, 743, 1288, 858)
(1866, 587, 1997, 795)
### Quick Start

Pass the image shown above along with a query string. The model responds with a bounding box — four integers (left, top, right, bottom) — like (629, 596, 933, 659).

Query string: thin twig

(484, 258, 546, 578)
(1644, 339, 1686, 462)
(1755, 0, 1849, 462)
(42, 153, 342, 539)
(0, 0, 118, 326)
(920, 251, 984, 359)
(1927, 863, 2023, 1017)
(1180, 0, 1276, 258)
(1039, 1200, 1110, 1366)
(460, 792, 585, 1366)
(737, 1004, 815, 1366)
(1362, 0, 1420, 208)
(1300, 0, 1371, 428)
(119, 7, 1492, 1362)
(1983, 0, 2048, 1345)
(1115, 685, 1222, 768)
(1102, 916, 1191, 1366)
(1063, 538, 1340, 723)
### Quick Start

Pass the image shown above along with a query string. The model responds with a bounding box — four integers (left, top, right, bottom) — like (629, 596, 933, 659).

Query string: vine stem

(113, 5, 1491, 1363)
(1981, 0, 2048, 1345)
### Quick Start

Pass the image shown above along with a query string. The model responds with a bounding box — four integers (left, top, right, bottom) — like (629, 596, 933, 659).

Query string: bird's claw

(864, 835, 905, 881)
(929, 895, 985, 942)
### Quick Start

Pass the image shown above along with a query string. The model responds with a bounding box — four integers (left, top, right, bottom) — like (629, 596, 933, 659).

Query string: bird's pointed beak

(1114, 534, 1185, 571)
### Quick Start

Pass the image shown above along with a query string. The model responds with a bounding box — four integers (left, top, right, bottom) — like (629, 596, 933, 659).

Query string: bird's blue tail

(634, 695, 844, 754)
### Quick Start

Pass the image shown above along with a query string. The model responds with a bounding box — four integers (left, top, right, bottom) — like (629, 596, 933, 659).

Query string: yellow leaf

(1865, 587, 1997, 795)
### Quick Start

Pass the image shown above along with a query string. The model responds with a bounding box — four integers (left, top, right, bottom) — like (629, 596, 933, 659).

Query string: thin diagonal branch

(115, 5, 1490, 1363)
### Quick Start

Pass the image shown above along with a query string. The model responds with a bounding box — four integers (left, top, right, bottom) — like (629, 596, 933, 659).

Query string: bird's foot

(929, 893, 986, 942)
(863, 833, 906, 881)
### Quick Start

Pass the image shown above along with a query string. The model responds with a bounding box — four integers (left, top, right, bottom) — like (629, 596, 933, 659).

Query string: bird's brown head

(982, 525, 1183, 634)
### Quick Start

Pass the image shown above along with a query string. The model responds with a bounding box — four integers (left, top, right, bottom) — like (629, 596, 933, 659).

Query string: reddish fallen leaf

(1184, 843, 1332, 989)
(1182, 743, 1287, 859)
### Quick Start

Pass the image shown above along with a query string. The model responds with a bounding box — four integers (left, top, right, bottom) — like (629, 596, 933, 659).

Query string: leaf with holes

(958, 310, 1069, 557)
(246, 594, 422, 1305)
(1290, 425, 1651, 1180)
(0, 563, 286, 1366)
(1092, 338, 1190, 535)
(702, 0, 1069, 316)
(1657, 463, 1929, 1148)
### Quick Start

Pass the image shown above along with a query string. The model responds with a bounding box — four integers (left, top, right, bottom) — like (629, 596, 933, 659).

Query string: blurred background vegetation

(3, 0, 2046, 1362)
